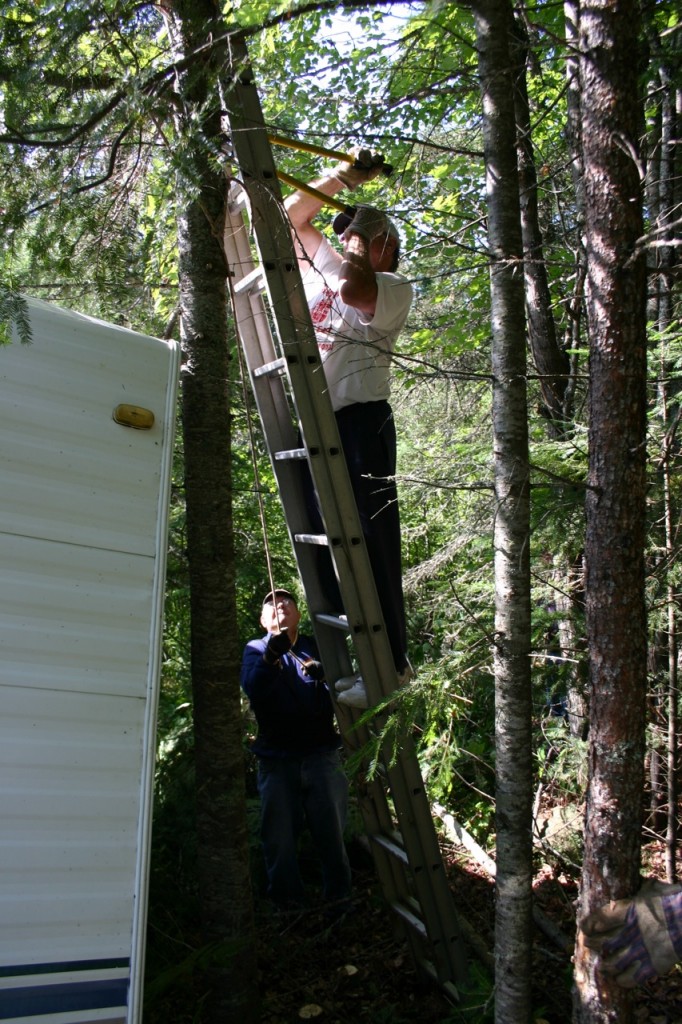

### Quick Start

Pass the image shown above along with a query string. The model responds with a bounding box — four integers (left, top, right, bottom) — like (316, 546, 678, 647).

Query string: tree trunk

(572, 0, 648, 1020)
(164, 3, 259, 1021)
(510, 14, 571, 434)
(555, 554, 589, 739)
(663, 448, 678, 882)
(564, 0, 586, 231)
(563, 0, 589, 426)
(643, 33, 679, 880)
(471, 2, 533, 1020)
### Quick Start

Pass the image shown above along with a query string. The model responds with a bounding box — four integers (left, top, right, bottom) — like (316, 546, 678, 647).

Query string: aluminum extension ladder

(221, 34, 467, 999)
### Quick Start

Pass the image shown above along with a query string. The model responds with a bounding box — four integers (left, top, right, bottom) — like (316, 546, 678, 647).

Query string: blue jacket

(240, 633, 340, 757)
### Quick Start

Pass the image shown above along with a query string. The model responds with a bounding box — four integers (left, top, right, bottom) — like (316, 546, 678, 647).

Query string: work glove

(302, 659, 326, 682)
(581, 879, 682, 987)
(332, 148, 385, 190)
(264, 630, 292, 665)
(339, 204, 393, 243)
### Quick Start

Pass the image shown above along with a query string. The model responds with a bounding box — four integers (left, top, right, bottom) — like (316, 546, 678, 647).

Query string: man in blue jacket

(240, 588, 351, 910)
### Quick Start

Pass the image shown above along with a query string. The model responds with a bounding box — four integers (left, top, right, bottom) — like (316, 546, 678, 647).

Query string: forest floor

(252, 833, 682, 1024)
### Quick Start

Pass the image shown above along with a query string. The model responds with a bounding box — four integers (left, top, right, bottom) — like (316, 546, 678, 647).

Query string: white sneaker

(336, 678, 369, 708)
(396, 661, 414, 687)
(335, 674, 359, 693)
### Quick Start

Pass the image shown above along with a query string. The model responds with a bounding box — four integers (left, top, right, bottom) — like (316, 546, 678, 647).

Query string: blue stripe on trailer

(0, 978, 129, 1019)
(0, 959, 129, 979)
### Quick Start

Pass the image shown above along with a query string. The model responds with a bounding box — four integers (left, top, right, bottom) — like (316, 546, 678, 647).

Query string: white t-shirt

(300, 236, 413, 412)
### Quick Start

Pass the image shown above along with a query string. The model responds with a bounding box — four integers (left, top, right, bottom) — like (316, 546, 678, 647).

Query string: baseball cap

(262, 588, 297, 606)
(332, 205, 400, 241)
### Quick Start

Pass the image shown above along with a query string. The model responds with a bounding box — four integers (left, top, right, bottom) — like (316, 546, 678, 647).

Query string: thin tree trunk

(564, 0, 586, 233)
(572, 0, 648, 1020)
(664, 444, 678, 881)
(510, 14, 571, 434)
(164, 3, 259, 1021)
(556, 555, 589, 740)
(564, 0, 589, 392)
(471, 2, 533, 1020)
(643, 42, 679, 880)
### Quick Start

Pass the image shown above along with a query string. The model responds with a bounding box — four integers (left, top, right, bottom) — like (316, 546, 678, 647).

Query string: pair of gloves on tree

(263, 631, 325, 681)
(581, 879, 682, 987)
(331, 148, 397, 245)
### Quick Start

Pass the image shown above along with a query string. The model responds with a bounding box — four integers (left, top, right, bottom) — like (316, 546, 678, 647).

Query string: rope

(229, 275, 281, 627)
(231, 327, 313, 667)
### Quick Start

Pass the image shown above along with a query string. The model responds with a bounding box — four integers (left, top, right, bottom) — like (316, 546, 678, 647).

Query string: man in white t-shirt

(284, 153, 413, 707)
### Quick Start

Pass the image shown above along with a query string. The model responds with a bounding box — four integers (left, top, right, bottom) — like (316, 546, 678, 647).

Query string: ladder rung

(390, 901, 428, 939)
(370, 832, 408, 864)
(314, 612, 350, 632)
(293, 532, 329, 547)
(253, 357, 286, 378)
(233, 266, 265, 295)
(274, 448, 307, 461)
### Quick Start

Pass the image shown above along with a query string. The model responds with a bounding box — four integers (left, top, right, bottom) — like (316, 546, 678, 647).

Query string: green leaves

(0, 285, 30, 345)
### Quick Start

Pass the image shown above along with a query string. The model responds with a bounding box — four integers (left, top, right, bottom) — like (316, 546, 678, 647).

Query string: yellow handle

(275, 169, 353, 214)
(268, 133, 355, 164)
(268, 133, 393, 176)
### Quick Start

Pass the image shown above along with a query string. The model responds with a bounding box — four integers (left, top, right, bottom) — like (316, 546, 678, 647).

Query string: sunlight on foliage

(0, 286, 30, 345)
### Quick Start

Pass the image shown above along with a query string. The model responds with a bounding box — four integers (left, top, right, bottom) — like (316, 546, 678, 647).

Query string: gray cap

(262, 588, 297, 606)
(332, 205, 399, 241)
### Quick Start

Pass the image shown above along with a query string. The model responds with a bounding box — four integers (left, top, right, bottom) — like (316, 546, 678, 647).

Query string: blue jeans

(257, 750, 351, 905)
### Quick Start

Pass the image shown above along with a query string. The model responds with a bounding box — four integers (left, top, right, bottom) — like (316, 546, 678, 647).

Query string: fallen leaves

(298, 1005, 323, 1019)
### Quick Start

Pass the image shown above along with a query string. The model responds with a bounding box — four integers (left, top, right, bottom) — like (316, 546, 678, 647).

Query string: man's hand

(302, 659, 325, 682)
(581, 879, 682, 987)
(333, 148, 385, 190)
(264, 630, 292, 665)
(341, 205, 392, 242)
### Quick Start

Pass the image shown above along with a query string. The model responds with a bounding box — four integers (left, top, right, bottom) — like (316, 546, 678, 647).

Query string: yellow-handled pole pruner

(267, 132, 393, 214)
(274, 169, 349, 214)
(267, 133, 393, 176)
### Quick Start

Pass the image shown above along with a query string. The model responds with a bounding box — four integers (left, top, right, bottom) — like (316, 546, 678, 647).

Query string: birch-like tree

(471, 1, 533, 1019)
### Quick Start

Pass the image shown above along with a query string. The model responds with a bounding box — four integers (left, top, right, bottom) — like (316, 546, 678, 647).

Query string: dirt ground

(252, 836, 682, 1024)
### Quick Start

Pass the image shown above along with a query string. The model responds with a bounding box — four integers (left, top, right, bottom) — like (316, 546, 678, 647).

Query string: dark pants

(303, 399, 408, 672)
(258, 750, 351, 905)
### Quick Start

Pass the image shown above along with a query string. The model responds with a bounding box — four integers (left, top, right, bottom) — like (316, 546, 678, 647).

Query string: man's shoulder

(368, 272, 413, 332)
(377, 269, 413, 294)
(244, 635, 267, 654)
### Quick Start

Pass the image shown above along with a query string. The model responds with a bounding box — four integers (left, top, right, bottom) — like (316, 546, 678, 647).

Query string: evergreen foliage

(1, 0, 680, 1018)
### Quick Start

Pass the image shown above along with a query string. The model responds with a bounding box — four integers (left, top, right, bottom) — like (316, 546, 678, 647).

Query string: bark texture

(510, 15, 571, 433)
(573, 1, 648, 1020)
(643, 32, 679, 881)
(164, 3, 259, 1021)
(472, 1, 533, 1020)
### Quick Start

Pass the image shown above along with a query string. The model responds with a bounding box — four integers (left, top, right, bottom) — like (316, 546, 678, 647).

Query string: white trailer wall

(0, 298, 180, 1024)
